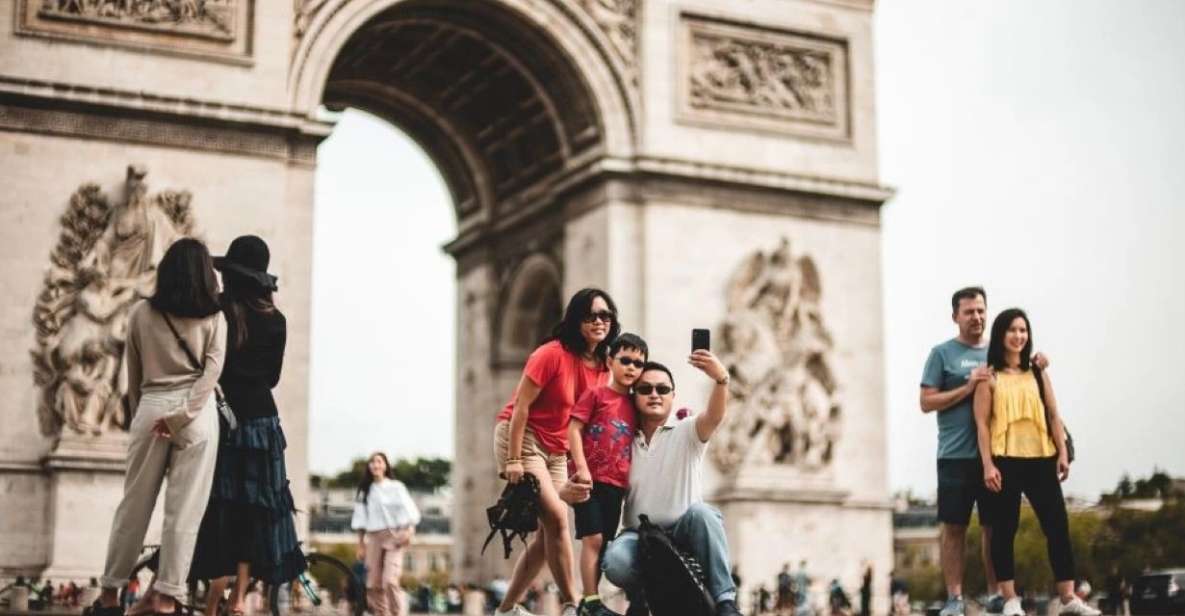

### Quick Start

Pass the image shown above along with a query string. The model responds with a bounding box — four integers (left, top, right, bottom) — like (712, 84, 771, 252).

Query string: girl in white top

(351, 453, 421, 616)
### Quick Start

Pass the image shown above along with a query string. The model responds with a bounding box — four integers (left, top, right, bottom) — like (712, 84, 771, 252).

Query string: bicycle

(125, 544, 362, 616)
(269, 548, 364, 616)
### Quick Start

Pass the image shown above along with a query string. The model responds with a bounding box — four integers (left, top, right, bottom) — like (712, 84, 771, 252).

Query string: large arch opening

(320, 0, 609, 224)
(304, 0, 626, 589)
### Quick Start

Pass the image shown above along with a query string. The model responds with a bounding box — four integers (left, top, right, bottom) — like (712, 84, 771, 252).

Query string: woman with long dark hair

(350, 452, 421, 616)
(492, 288, 618, 616)
(90, 238, 226, 616)
(973, 308, 1097, 616)
(189, 235, 305, 615)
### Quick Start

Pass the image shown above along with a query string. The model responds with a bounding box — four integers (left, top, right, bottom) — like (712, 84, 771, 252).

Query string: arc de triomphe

(0, 0, 894, 605)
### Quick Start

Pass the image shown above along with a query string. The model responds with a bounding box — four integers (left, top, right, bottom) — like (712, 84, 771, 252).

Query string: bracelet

(715, 374, 730, 385)
(505, 458, 522, 464)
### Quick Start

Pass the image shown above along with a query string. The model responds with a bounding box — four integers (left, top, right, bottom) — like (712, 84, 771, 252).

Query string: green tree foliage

(317, 456, 452, 492)
(1091, 500, 1185, 582)
(901, 564, 946, 603)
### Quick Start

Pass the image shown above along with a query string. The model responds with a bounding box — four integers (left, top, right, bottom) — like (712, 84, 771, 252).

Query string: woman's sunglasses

(634, 383, 673, 396)
(582, 311, 616, 324)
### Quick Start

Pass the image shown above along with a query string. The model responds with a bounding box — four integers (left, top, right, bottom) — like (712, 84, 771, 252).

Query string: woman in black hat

(190, 236, 305, 615)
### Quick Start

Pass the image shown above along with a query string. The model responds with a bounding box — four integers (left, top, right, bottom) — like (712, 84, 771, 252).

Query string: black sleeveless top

(218, 305, 286, 420)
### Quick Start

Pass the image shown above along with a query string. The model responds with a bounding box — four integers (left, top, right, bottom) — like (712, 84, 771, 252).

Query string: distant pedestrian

(777, 563, 794, 611)
(860, 563, 873, 616)
(757, 585, 771, 613)
(352, 452, 421, 616)
(794, 560, 811, 609)
(190, 235, 306, 616)
(973, 308, 1096, 616)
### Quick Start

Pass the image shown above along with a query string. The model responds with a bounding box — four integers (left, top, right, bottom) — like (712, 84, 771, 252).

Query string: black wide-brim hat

(213, 235, 278, 291)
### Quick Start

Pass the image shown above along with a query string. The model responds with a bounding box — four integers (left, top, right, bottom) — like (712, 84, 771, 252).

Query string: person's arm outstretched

(691, 350, 731, 442)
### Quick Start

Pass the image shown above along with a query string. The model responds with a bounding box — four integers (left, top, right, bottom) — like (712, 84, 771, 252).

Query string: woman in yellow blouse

(973, 308, 1097, 616)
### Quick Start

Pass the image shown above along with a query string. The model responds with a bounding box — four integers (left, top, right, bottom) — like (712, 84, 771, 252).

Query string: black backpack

(636, 514, 715, 616)
(481, 474, 541, 559)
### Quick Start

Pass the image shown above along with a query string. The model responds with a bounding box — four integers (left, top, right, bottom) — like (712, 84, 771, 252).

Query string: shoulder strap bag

(1032, 365, 1074, 463)
(160, 310, 237, 431)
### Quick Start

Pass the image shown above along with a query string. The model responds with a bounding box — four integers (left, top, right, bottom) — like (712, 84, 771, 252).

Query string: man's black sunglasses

(582, 311, 615, 324)
(634, 383, 673, 396)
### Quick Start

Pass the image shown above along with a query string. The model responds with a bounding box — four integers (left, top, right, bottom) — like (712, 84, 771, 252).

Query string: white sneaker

(560, 605, 578, 616)
(1002, 597, 1024, 616)
(1057, 596, 1101, 616)
(494, 605, 539, 616)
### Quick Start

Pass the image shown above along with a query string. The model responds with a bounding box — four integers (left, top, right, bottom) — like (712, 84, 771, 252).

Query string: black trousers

(990, 456, 1075, 582)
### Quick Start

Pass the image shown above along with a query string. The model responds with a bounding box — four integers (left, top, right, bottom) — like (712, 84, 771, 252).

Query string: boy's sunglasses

(634, 384, 673, 396)
(582, 311, 616, 324)
(616, 357, 645, 368)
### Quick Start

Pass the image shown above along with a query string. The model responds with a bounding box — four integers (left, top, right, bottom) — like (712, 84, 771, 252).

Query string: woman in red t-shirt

(492, 288, 618, 616)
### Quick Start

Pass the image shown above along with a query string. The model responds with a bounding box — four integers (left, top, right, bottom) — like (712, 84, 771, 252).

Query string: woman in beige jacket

(88, 238, 227, 616)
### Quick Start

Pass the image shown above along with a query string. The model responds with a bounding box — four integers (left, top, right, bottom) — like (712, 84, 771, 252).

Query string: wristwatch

(715, 373, 730, 385)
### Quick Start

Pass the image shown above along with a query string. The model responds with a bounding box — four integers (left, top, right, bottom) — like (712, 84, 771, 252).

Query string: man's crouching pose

(601, 351, 743, 616)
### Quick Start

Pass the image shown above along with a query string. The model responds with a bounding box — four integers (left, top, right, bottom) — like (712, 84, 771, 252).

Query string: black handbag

(1032, 365, 1074, 463)
(481, 474, 541, 559)
(637, 514, 715, 616)
(160, 310, 237, 431)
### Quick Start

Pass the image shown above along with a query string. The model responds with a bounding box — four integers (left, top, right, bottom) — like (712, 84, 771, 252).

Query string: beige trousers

(100, 388, 219, 597)
(364, 529, 408, 616)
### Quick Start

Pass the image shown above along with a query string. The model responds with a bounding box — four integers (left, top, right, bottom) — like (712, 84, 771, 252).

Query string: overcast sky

(309, 0, 1185, 499)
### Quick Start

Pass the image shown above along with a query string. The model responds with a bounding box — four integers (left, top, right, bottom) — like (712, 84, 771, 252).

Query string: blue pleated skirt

(189, 416, 306, 583)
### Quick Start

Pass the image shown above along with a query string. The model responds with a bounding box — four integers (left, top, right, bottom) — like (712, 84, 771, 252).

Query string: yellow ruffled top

(990, 370, 1057, 458)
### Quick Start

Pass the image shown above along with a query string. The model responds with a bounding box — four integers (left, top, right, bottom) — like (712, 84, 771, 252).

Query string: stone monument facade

(1, 0, 893, 608)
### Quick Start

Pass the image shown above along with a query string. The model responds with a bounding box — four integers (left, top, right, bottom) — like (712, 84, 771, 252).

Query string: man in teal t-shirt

(920, 287, 996, 616)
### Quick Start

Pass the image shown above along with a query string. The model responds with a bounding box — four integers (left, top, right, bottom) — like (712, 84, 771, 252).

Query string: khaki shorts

(493, 420, 568, 489)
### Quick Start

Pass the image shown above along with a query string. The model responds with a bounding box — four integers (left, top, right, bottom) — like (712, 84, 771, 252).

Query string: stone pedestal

(40, 433, 129, 581)
(713, 470, 893, 616)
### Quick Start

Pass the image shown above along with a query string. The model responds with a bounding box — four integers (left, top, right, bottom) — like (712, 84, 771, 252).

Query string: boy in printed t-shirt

(568, 333, 648, 616)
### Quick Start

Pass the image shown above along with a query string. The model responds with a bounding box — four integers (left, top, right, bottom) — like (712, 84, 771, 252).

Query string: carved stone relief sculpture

(31, 166, 196, 437)
(294, 0, 334, 39)
(39, 0, 236, 39)
(579, 0, 638, 68)
(712, 238, 842, 474)
(18, 0, 251, 63)
(680, 14, 850, 140)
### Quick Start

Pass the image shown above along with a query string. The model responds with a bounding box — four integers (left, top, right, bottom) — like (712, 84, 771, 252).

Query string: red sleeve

(571, 387, 599, 424)
(523, 341, 564, 389)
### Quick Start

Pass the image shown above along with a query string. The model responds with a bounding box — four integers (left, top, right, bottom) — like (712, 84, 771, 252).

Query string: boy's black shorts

(574, 482, 627, 540)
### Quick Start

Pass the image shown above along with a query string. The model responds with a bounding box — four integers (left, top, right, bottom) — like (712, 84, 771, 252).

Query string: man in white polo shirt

(601, 351, 743, 616)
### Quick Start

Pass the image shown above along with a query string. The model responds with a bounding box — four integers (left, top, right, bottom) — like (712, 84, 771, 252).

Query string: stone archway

(295, 0, 637, 583)
(1, 0, 895, 606)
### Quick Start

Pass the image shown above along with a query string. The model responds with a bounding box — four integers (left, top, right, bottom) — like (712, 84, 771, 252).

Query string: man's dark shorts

(574, 482, 626, 540)
(937, 458, 997, 526)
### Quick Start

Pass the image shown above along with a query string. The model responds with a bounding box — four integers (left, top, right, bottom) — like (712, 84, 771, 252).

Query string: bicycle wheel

(269, 554, 363, 616)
